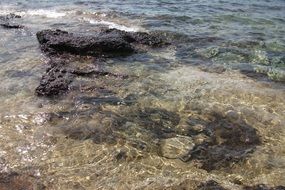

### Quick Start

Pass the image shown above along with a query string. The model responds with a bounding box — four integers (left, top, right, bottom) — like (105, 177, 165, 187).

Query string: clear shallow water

(0, 0, 285, 189)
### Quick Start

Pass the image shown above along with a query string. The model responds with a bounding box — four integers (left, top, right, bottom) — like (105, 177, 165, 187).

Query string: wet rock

(243, 184, 285, 190)
(35, 65, 74, 96)
(36, 28, 168, 57)
(159, 136, 194, 160)
(36, 29, 135, 57)
(99, 28, 168, 47)
(0, 13, 21, 21)
(35, 58, 128, 97)
(197, 180, 228, 190)
(189, 113, 261, 171)
(0, 23, 24, 29)
(35, 28, 166, 96)
(0, 172, 45, 190)
(0, 13, 23, 29)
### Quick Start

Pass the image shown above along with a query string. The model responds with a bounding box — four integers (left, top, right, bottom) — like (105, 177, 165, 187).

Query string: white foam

(87, 19, 140, 32)
(24, 9, 67, 18)
(0, 8, 67, 18)
(0, 5, 17, 16)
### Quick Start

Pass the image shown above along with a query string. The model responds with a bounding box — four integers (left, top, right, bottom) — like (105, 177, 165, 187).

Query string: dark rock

(36, 29, 135, 57)
(243, 184, 285, 190)
(0, 172, 45, 190)
(197, 180, 228, 190)
(0, 14, 23, 29)
(0, 23, 24, 29)
(188, 113, 261, 171)
(115, 150, 128, 161)
(36, 28, 168, 57)
(99, 28, 168, 47)
(35, 28, 167, 96)
(35, 65, 74, 96)
(0, 13, 21, 21)
(35, 58, 128, 97)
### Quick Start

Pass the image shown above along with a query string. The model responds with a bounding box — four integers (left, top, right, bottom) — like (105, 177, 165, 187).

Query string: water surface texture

(0, 0, 285, 189)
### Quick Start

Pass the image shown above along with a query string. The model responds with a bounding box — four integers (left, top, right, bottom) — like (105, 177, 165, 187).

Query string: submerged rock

(36, 64, 74, 96)
(0, 172, 45, 190)
(189, 113, 261, 171)
(35, 58, 128, 97)
(35, 27, 166, 96)
(0, 23, 24, 29)
(197, 180, 228, 190)
(243, 184, 285, 190)
(159, 136, 194, 160)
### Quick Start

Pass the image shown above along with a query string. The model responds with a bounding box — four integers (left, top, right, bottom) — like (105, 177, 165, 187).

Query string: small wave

(24, 9, 67, 18)
(87, 19, 140, 32)
(0, 5, 18, 16)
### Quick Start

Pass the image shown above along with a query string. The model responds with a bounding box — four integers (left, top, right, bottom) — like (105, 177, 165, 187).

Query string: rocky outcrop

(0, 13, 23, 29)
(35, 59, 129, 96)
(36, 28, 167, 57)
(0, 23, 24, 29)
(188, 113, 261, 171)
(0, 13, 21, 21)
(35, 64, 74, 96)
(35, 28, 168, 96)
(36, 29, 135, 57)
(98, 28, 168, 47)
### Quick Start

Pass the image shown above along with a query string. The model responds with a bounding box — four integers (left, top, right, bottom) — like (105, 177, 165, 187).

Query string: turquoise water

(0, 0, 285, 189)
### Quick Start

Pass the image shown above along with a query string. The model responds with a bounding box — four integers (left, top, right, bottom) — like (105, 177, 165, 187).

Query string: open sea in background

(0, 0, 285, 189)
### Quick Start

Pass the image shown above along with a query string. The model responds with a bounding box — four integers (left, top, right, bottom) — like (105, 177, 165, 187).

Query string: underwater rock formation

(35, 58, 128, 96)
(243, 184, 285, 190)
(35, 28, 167, 96)
(0, 172, 45, 190)
(0, 23, 24, 29)
(35, 64, 74, 96)
(184, 113, 261, 171)
(197, 180, 227, 190)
